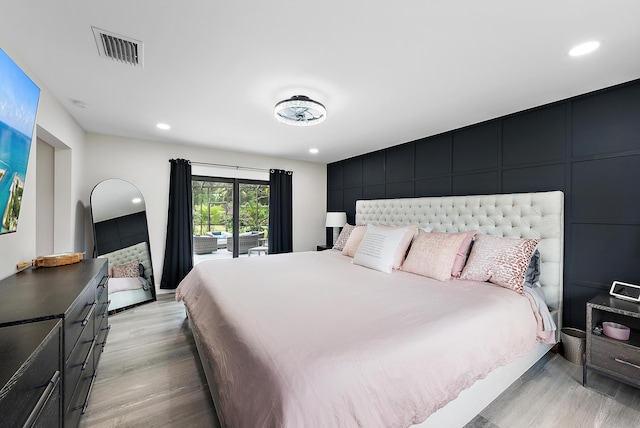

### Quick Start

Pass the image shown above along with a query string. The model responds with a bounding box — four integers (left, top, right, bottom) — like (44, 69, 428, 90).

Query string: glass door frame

(192, 175, 269, 258)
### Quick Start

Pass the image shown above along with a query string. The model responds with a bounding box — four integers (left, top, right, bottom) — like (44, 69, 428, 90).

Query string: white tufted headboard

(355, 191, 564, 314)
(98, 241, 153, 283)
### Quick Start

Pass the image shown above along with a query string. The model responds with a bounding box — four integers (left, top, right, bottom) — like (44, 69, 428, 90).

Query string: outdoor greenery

(192, 180, 269, 236)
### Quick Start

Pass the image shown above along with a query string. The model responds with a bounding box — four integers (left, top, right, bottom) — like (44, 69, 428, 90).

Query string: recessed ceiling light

(132, 197, 142, 204)
(156, 123, 171, 130)
(569, 41, 600, 57)
(309, 148, 319, 154)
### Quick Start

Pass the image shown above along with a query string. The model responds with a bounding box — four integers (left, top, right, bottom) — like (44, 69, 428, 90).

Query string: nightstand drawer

(591, 336, 640, 383)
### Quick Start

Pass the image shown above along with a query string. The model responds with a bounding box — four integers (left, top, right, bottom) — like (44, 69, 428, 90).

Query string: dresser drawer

(65, 285, 97, 362)
(65, 370, 96, 428)
(0, 320, 61, 428)
(590, 336, 640, 384)
(64, 317, 95, 410)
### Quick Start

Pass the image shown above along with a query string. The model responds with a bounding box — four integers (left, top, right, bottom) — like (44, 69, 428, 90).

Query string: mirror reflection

(91, 179, 156, 312)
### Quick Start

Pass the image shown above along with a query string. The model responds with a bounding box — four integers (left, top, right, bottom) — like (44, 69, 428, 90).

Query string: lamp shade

(325, 212, 347, 228)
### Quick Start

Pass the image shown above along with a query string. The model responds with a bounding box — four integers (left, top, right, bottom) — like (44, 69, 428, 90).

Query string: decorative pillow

(107, 266, 114, 278)
(111, 259, 140, 278)
(450, 231, 477, 278)
(341, 225, 367, 257)
(401, 230, 469, 281)
(460, 234, 540, 294)
(332, 224, 355, 251)
(376, 224, 419, 269)
(352, 224, 408, 274)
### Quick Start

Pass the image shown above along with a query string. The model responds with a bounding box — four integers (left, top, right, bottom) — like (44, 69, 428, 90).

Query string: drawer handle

(98, 325, 111, 350)
(22, 370, 60, 428)
(102, 300, 112, 318)
(75, 374, 98, 414)
(98, 275, 108, 288)
(614, 358, 640, 370)
(78, 301, 97, 326)
(77, 336, 97, 371)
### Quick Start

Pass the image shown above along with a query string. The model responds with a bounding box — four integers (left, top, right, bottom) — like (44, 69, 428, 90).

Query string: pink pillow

(460, 234, 539, 294)
(332, 224, 354, 251)
(450, 231, 477, 278)
(341, 226, 367, 257)
(401, 230, 469, 281)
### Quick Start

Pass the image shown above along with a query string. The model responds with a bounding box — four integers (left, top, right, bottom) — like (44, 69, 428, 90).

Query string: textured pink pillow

(332, 224, 354, 251)
(460, 234, 539, 294)
(111, 259, 140, 278)
(377, 224, 418, 269)
(401, 230, 469, 281)
(341, 226, 367, 257)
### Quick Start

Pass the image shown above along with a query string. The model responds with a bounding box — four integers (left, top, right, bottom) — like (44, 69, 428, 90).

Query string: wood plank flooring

(81, 293, 640, 428)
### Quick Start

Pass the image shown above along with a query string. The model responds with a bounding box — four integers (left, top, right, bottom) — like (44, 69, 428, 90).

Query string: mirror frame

(90, 179, 156, 311)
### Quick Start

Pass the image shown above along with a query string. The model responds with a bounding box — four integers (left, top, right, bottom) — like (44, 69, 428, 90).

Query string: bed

(98, 241, 155, 312)
(176, 191, 564, 427)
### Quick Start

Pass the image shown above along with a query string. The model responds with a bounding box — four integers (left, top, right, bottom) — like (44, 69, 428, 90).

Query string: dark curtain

(160, 159, 193, 289)
(268, 169, 293, 254)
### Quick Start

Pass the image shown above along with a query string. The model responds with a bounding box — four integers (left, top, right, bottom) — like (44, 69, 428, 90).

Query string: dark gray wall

(327, 79, 640, 330)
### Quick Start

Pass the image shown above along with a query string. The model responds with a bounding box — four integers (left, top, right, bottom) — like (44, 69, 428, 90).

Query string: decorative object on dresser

(16, 251, 84, 271)
(584, 295, 640, 389)
(0, 259, 109, 427)
(325, 211, 347, 246)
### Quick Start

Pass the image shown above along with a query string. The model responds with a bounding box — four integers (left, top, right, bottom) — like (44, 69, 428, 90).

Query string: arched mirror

(90, 179, 156, 312)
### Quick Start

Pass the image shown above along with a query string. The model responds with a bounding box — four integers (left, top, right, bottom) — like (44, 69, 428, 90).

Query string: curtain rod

(189, 161, 270, 173)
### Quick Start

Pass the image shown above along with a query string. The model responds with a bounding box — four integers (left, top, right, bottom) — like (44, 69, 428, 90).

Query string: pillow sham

(460, 234, 539, 294)
(352, 224, 408, 274)
(401, 229, 469, 281)
(332, 224, 354, 251)
(111, 259, 140, 278)
(341, 225, 367, 257)
(376, 224, 418, 269)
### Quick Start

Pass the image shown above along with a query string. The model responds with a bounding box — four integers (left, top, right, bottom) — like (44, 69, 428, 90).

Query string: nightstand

(584, 295, 640, 389)
(317, 245, 331, 251)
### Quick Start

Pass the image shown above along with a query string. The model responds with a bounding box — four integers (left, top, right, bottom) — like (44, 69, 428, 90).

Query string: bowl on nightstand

(602, 322, 630, 340)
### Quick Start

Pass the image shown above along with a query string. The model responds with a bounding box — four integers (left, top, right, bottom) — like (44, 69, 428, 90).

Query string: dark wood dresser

(0, 259, 109, 427)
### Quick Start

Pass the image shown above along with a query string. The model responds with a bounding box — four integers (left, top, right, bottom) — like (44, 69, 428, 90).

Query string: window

(192, 176, 269, 260)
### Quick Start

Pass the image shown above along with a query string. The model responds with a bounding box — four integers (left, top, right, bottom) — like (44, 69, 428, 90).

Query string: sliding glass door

(192, 176, 269, 260)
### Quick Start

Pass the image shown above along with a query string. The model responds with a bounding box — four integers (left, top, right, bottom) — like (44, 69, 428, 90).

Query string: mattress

(176, 250, 549, 427)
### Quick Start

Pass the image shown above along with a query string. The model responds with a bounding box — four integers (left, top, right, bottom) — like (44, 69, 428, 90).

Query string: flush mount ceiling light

(274, 95, 326, 126)
(569, 41, 601, 57)
(156, 123, 171, 130)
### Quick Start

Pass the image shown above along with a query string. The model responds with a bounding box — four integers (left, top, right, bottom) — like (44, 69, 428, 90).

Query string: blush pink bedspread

(176, 250, 547, 427)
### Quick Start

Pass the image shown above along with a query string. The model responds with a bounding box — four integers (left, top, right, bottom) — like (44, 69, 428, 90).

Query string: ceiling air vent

(92, 27, 143, 67)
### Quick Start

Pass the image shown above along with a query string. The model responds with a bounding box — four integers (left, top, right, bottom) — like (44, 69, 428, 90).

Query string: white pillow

(352, 224, 407, 274)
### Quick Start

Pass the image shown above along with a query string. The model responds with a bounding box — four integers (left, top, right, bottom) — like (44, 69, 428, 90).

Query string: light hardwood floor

(81, 294, 640, 428)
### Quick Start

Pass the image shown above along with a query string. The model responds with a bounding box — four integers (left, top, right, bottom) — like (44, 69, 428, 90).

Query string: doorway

(192, 176, 269, 261)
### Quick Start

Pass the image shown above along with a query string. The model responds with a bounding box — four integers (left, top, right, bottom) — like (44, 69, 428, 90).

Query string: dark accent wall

(327, 79, 640, 330)
(94, 211, 149, 255)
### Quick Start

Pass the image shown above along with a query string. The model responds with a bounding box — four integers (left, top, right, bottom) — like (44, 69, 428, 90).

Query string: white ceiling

(2, 1, 640, 164)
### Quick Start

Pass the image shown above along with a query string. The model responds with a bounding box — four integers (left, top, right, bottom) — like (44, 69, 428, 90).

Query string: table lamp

(325, 212, 347, 245)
